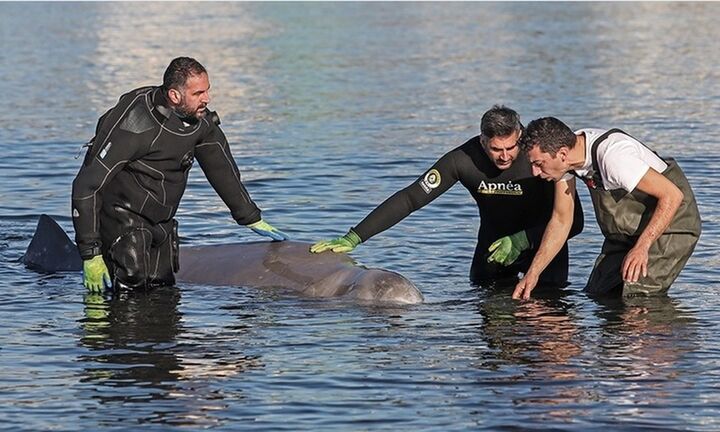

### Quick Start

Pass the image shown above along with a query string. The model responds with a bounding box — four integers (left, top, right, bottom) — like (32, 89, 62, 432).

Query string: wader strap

(589, 129, 623, 189)
(572, 128, 661, 190)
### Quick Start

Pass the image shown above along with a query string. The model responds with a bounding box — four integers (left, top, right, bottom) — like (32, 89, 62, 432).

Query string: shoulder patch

(419, 169, 441, 194)
(119, 104, 156, 134)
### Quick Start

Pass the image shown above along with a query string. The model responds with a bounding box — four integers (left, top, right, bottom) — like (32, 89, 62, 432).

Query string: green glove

(487, 230, 530, 266)
(310, 229, 362, 254)
(248, 219, 289, 241)
(83, 255, 112, 292)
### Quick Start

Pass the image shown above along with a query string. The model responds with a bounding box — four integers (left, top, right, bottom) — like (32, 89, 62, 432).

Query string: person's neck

(567, 133, 587, 170)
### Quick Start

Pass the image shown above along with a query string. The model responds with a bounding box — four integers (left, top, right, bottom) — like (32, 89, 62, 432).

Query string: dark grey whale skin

(178, 241, 424, 304)
(22, 215, 424, 305)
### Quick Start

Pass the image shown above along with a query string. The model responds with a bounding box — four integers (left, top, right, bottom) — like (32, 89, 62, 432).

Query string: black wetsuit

(353, 136, 584, 286)
(72, 86, 261, 288)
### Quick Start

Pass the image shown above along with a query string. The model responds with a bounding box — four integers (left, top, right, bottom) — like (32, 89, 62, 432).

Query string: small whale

(22, 214, 424, 305)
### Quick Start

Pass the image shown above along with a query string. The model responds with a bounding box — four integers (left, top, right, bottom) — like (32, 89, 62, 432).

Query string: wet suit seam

(74, 131, 133, 246)
(97, 159, 111, 172)
(141, 224, 149, 285)
(149, 127, 163, 148)
(139, 194, 149, 214)
(130, 173, 162, 205)
(136, 161, 167, 204)
(93, 195, 97, 237)
(167, 239, 173, 275)
(152, 223, 169, 279)
(158, 223, 167, 238)
(138, 218, 158, 279)
(151, 246, 161, 279)
(75, 160, 130, 200)
(160, 125, 201, 137)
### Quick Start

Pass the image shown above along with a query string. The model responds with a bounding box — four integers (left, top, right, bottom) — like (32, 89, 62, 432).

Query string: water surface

(1, 3, 719, 431)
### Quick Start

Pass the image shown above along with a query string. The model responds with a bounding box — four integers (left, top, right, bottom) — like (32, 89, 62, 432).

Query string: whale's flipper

(22, 214, 82, 272)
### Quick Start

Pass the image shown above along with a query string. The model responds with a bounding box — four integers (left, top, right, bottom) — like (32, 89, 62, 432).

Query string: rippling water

(1, 3, 719, 431)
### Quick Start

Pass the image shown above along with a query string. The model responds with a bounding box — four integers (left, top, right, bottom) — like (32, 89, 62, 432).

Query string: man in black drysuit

(311, 106, 583, 287)
(72, 57, 288, 292)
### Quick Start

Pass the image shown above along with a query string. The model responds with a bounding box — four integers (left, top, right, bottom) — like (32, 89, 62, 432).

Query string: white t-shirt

(563, 128, 668, 192)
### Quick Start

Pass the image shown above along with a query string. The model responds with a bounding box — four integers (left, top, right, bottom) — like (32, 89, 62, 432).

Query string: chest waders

(579, 129, 701, 297)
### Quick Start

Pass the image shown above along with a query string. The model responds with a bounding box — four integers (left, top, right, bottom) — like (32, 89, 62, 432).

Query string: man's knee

(108, 228, 153, 290)
(622, 280, 665, 297)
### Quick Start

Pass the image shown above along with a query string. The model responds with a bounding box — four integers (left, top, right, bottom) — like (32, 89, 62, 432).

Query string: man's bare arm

(513, 178, 577, 299)
(622, 168, 683, 282)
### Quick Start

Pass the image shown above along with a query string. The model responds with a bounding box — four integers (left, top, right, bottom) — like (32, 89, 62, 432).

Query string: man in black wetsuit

(72, 57, 288, 292)
(311, 106, 583, 287)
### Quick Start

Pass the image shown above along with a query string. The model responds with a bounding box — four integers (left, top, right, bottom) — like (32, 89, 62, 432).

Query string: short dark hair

(480, 105, 523, 139)
(162, 57, 207, 91)
(519, 117, 576, 156)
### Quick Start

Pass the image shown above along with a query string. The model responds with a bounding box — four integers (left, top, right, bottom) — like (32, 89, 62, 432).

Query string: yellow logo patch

(420, 169, 442, 194)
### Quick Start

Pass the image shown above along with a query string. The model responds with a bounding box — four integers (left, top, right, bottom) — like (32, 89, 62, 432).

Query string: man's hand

(83, 255, 112, 292)
(625, 168, 683, 283)
(622, 244, 650, 282)
(310, 230, 362, 253)
(513, 272, 539, 300)
(487, 230, 529, 266)
(248, 219, 289, 241)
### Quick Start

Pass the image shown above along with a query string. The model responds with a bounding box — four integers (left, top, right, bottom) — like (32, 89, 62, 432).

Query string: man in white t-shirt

(512, 117, 701, 299)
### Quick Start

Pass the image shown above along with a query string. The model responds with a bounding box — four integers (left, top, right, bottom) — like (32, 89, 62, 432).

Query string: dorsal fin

(22, 214, 82, 272)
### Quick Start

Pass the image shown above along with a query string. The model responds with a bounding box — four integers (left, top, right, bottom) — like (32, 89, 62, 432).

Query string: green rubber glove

(83, 255, 112, 292)
(310, 229, 362, 254)
(248, 219, 289, 241)
(487, 230, 530, 266)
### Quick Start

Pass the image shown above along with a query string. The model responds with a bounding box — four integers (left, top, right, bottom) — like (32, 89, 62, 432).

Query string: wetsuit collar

(152, 88, 173, 119)
(152, 87, 200, 126)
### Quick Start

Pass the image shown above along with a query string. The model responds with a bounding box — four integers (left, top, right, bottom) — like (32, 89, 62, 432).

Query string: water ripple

(2, 2, 720, 431)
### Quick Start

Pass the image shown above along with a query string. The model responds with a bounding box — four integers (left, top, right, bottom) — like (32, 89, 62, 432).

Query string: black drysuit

(72, 86, 261, 288)
(353, 136, 584, 286)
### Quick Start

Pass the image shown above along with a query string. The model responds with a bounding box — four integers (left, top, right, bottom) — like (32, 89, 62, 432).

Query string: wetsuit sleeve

(71, 93, 149, 259)
(195, 123, 262, 225)
(353, 150, 461, 242)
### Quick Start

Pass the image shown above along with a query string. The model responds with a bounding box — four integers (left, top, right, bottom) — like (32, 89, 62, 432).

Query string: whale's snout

(349, 269, 424, 305)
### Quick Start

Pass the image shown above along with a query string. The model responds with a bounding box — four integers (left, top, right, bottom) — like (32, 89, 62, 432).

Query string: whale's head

(347, 269, 424, 305)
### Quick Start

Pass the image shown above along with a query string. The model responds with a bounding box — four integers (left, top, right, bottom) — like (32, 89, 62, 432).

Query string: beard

(174, 100, 207, 120)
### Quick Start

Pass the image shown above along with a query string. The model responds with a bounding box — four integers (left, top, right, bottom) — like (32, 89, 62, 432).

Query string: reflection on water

(79, 288, 262, 427)
(593, 296, 695, 380)
(1, 2, 720, 431)
(476, 286, 582, 368)
(471, 290, 705, 429)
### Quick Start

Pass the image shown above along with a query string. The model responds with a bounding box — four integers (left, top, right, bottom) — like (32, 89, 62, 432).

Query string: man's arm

(195, 122, 262, 226)
(513, 178, 576, 300)
(311, 149, 462, 253)
(350, 151, 461, 242)
(622, 168, 683, 282)
(72, 94, 146, 258)
(521, 182, 584, 248)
